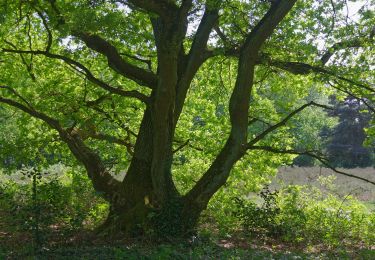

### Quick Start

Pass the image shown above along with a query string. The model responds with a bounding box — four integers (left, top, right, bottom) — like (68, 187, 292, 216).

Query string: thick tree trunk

(94, 107, 188, 237)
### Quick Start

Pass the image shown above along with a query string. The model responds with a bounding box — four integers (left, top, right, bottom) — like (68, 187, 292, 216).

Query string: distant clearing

(273, 167, 375, 203)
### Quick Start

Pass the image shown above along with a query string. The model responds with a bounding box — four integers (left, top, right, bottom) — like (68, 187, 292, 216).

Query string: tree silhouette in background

(325, 96, 374, 168)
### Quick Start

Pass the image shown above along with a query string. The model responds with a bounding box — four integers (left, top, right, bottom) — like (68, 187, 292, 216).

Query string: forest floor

(0, 167, 374, 259)
(1, 224, 374, 259)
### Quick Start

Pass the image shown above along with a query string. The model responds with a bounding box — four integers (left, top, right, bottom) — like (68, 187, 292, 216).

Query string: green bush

(234, 176, 375, 248)
(234, 186, 282, 239)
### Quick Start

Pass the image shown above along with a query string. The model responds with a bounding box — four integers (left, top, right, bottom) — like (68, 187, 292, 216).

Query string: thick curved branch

(2, 48, 150, 103)
(242, 0, 298, 53)
(74, 32, 157, 89)
(248, 145, 375, 186)
(247, 101, 332, 147)
(34, 8, 53, 52)
(42, 0, 157, 89)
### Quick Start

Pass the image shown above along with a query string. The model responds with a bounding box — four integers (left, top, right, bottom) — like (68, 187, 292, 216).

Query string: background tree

(0, 0, 374, 236)
(325, 95, 374, 168)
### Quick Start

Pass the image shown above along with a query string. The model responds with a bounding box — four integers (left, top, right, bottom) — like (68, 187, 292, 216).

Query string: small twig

(173, 139, 190, 153)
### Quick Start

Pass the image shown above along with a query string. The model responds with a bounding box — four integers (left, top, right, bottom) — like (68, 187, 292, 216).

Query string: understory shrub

(234, 176, 375, 247)
(0, 166, 108, 248)
(233, 186, 282, 239)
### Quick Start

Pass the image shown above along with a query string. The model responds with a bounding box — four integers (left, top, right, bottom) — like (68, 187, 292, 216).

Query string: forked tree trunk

(69, 0, 297, 238)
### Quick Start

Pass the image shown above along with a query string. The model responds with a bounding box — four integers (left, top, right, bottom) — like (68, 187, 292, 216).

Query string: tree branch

(0, 91, 123, 200)
(122, 0, 178, 17)
(74, 32, 157, 89)
(89, 132, 134, 155)
(321, 38, 372, 65)
(173, 139, 190, 154)
(0, 85, 35, 110)
(119, 53, 153, 71)
(88, 104, 137, 138)
(327, 81, 375, 113)
(3, 40, 36, 81)
(248, 145, 375, 186)
(42, 0, 157, 89)
(242, 0, 298, 53)
(34, 8, 53, 52)
(2, 48, 150, 103)
(184, 0, 297, 213)
(174, 6, 220, 124)
(0, 92, 62, 131)
(247, 101, 332, 147)
(205, 48, 375, 94)
(263, 58, 375, 93)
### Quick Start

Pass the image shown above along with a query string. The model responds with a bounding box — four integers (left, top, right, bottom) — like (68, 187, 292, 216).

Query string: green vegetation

(0, 0, 374, 258)
(1, 167, 374, 258)
(235, 181, 374, 247)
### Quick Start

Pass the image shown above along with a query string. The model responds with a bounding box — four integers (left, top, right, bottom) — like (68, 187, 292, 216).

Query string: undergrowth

(0, 167, 374, 258)
(232, 176, 374, 249)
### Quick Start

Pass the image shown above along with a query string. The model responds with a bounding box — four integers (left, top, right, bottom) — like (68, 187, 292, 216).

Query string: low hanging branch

(248, 145, 375, 186)
(0, 89, 122, 200)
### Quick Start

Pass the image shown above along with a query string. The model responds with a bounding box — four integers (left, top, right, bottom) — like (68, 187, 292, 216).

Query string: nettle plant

(0, 0, 374, 236)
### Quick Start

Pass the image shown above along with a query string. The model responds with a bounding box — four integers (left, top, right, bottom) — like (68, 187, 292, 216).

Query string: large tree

(0, 0, 374, 236)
